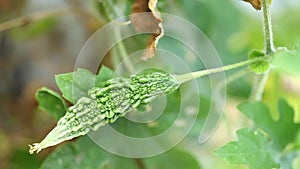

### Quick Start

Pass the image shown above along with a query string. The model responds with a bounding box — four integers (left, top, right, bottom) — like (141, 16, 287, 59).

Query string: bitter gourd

(29, 71, 180, 154)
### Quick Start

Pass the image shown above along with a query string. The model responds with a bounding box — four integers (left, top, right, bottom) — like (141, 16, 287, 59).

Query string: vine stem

(134, 158, 146, 169)
(262, 0, 275, 55)
(100, 0, 135, 74)
(0, 8, 98, 32)
(249, 0, 275, 101)
(174, 56, 269, 84)
(112, 27, 136, 74)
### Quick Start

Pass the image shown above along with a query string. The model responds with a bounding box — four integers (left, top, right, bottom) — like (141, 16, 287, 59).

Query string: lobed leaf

(215, 128, 278, 169)
(238, 99, 300, 150)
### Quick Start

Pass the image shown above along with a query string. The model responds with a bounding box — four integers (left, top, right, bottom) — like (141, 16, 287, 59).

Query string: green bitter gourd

(29, 71, 180, 154)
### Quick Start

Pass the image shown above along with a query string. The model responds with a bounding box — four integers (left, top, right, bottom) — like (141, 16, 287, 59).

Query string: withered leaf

(131, 0, 163, 60)
(242, 0, 262, 10)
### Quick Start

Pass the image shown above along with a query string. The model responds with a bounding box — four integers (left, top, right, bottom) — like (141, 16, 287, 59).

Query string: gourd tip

(28, 143, 42, 154)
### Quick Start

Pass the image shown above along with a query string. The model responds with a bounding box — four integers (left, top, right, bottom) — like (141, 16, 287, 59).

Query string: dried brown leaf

(242, 0, 262, 10)
(131, 0, 163, 59)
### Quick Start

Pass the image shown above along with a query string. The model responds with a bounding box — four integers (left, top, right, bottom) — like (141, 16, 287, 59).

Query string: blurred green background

(0, 0, 300, 169)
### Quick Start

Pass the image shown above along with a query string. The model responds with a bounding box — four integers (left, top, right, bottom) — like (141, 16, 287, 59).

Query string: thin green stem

(174, 56, 269, 84)
(224, 69, 250, 86)
(100, 0, 135, 73)
(249, 70, 270, 101)
(262, 0, 275, 54)
(249, 0, 275, 101)
(134, 158, 146, 169)
(112, 27, 135, 73)
(0, 8, 98, 32)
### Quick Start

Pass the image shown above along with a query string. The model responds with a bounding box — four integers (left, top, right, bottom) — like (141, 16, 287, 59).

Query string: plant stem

(0, 8, 98, 32)
(134, 158, 146, 169)
(112, 27, 136, 74)
(249, 69, 270, 101)
(262, 0, 275, 55)
(250, 0, 275, 101)
(174, 56, 269, 84)
(100, 0, 135, 73)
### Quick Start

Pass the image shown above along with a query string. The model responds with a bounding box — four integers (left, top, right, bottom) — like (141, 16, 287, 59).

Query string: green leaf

(248, 49, 270, 74)
(40, 136, 200, 169)
(35, 87, 67, 120)
(145, 148, 201, 169)
(95, 66, 114, 87)
(215, 128, 278, 169)
(55, 68, 95, 104)
(55, 67, 114, 104)
(40, 136, 110, 169)
(238, 99, 300, 150)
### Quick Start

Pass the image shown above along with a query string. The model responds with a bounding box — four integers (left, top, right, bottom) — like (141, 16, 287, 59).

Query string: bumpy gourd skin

(29, 71, 180, 154)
